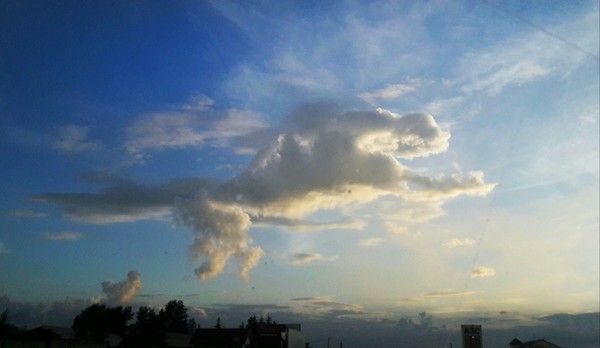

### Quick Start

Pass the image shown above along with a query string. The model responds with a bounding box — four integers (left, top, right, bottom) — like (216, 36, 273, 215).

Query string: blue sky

(1, 0, 599, 345)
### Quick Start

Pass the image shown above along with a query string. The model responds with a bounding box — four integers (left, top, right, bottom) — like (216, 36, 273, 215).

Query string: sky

(0, 0, 599, 346)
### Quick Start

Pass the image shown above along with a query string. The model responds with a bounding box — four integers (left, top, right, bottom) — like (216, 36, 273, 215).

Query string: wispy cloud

(40, 232, 84, 241)
(385, 223, 408, 235)
(290, 296, 333, 302)
(55, 125, 102, 154)
(382, 200, 446, 224)
(3, 209, 47, 218)
(213, 1, 443, 110)
(359, 238, 385, 247)
(289, 296, 367, 319)
(444, 238, 476, 248)
(423, 290, 476, 297)
(289, 253, 338, 266)
(453, 11, 598, 98)
(461, 60, 548, 96)
(400, 297, 423, 303)
(470, 266, 496, 278)
(180, 94, 214, 112)
(254, 217, 365, 232)
(358, 84, 415, 104)
(125, 94, 267, 160)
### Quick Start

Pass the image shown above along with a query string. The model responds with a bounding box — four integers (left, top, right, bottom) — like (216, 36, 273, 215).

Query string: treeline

(72, 299, 199, 347)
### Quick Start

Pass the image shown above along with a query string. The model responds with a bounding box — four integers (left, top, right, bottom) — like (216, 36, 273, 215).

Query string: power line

(478, 0, 599, 62)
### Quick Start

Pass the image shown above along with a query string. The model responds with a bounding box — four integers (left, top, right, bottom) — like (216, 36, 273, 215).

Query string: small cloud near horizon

(423, 290, 476, 297)
(40, 232, 84, 241)
(359, 238, 385, 247)
(3, 209, 47, 218)
(444, 238, 476, 248)
(471, 266, 496, 278)
(289, 253, 339, 265)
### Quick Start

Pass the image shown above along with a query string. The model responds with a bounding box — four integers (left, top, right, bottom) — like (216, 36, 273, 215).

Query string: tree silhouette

(1, 309, 21, 341)
(187, 317, 199, 334)
(125, 306, 165, 347)
(72, 304, 133, 342)
(159, 300, 190, 334)
(71, 299, 199, 346)
(397, 312, 434, 333)
(418, 312, 433, 332)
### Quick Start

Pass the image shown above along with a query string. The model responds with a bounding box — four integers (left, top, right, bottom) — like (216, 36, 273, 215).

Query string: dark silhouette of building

(191, 328, 251, 348)
(509, 337, 562, 348)
(461, 325, 482, 348)
(191, 324, 303, 348)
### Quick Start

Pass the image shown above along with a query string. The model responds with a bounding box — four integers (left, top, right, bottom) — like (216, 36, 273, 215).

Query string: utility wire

(479, 0, 599, 62)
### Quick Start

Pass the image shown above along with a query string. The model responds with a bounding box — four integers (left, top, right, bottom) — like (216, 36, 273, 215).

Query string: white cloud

(176, 193, 264, 280)
(289, 296, 368, 319)
(385, 223, 408, 235)
(125, 95, 267, 159)
(383, 200, 446, 224)
(101, 271, 143, 305)
(40, 232, 84, 241)
(180, 94, 214, 112)
(462, 60, 548, 96)
(273, 52, 341, 90)
(189, 306, 208, 319)
(55, 125, 101, 154)
(126, 112, 207, 154)
(359, 238, 385, 247)
(444, 238, 476, 248)
(289, 252, 338, 265)
(470, 266, 496, 278)
(38, 106, 494, 280)
(358, 84, 415, 104)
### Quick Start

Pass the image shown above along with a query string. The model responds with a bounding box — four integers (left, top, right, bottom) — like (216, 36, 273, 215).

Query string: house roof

(510, 338, 562, 348)
(23, 326, 74, 341)
(165, 332, 193, 347)
(510, 338, 523, 345)
(190, 328, 250, 347)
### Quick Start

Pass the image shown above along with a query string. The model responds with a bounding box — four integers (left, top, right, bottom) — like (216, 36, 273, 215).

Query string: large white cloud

(36, 106, 495, 280)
